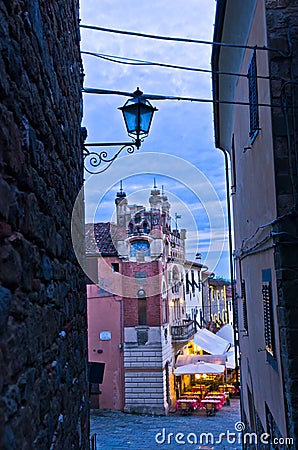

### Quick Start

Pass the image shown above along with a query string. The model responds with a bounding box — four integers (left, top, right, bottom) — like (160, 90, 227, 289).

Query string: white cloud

(80, 0, 230, 276)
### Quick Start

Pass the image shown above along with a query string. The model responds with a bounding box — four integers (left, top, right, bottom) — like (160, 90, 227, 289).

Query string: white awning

(224, 347, 236, 369)
(216, 324, 234, 346)
(192, 328, 230, 355)
(174, 362, 225, 376)
(176, 354, 227, 367)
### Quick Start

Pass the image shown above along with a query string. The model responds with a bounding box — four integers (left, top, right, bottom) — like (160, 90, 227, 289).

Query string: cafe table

(200, 399, 223, 410)
(219, 384, 235, 394)
(205, 394, 226, 401)
(205, 396, 226, 407)
(207, 391, 226, 397)
(181, 391, 201, 399)
(176, 398, 199, 412)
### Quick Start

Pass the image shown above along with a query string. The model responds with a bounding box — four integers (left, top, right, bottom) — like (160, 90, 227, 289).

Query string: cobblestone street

(90, 399, 242, 449)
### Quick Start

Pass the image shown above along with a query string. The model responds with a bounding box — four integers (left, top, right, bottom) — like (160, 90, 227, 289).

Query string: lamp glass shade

(119, 96, 157, 138)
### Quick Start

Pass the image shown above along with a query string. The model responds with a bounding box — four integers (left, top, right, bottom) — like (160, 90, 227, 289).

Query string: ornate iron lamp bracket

(82, 141, 139, 174)
(81, 87, 157, 174)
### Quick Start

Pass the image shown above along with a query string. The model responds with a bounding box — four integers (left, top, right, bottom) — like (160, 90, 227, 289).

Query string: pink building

(85, 225, 124, 410)
(86, 185, 196, 414)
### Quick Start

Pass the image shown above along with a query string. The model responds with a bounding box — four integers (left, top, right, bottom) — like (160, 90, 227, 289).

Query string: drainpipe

(217, 146, 239, 384)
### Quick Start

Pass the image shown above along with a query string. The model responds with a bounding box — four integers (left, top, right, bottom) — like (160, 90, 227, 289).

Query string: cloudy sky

(79, 0, 230, 278)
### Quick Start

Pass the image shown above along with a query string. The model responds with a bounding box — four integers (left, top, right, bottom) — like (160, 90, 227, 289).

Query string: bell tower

(148, 179, 163, 257)
(115, 181, 128, 227)
(115, 181, 129, 254)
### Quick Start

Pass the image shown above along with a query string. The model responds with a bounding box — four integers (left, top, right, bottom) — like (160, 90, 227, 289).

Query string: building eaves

(209, 278, 229, 287)
(211, 0, 227, 149)
(184, 260, 203, 269)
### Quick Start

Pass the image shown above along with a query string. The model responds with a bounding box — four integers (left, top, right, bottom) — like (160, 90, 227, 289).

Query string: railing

(171, 321, 196, 342)
(90, 433, 97, 450)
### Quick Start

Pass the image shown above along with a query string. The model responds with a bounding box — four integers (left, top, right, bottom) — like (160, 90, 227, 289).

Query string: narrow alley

(90, 399, 242, 449)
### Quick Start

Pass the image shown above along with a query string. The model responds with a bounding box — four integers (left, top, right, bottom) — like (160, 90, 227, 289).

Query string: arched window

(138, 289, 147, 325)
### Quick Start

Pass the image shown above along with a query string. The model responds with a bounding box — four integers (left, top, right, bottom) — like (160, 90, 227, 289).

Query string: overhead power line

(80, 24, 289, 56)
(81, 51, 272, 81)
(82, 87, 278, 108)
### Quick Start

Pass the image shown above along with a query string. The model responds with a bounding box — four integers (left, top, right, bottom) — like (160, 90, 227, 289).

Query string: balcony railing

(171, 320, 196, 342)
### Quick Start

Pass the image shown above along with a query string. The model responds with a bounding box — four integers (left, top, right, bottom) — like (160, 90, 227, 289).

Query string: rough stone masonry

(0, 0, 89, 448)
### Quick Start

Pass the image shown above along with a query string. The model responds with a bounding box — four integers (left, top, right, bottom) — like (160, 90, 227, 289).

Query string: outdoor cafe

(174, 361, 232, 415)
(173, 326, 237, 415)
(174, 361, 227, 415)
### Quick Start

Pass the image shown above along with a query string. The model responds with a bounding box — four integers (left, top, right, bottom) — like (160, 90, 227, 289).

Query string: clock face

(130, 240, 150, 257)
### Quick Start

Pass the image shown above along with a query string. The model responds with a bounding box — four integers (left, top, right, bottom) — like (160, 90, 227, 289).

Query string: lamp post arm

(82, 142, 138, 174)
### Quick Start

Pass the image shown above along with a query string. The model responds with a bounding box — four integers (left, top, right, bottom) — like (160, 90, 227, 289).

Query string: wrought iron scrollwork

(82, 142, 137, 174)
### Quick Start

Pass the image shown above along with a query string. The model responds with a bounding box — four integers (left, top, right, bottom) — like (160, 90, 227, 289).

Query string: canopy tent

(224, 347, 236, 369)
(175, 354, 227, 367)
(216, 324, 234, 346)
(174, 362, 225, 376)
(192, 328, 230, 355)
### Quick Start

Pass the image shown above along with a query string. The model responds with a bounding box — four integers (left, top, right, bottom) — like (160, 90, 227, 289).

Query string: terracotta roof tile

(85, 222, 118, 256)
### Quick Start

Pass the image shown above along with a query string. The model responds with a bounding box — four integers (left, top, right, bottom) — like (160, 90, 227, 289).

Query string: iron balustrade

(171, 321, 196, 342)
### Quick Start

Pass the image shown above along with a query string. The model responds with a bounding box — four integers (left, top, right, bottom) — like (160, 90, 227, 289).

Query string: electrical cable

(81, 50, 272, 81)
(241, 233, 272, 255)
(82, 86, 278, 108)
(80, 24, 290, 57)
(238, 244, 275, 260)
(239, 210, 295, 251)
(236, 230, 298, 260)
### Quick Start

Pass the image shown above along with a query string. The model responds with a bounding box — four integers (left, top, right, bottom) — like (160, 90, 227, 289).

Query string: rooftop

(85, 222, 118, 256)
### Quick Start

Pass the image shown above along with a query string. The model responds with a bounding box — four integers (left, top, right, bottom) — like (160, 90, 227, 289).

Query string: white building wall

(123, 326, 173, 415)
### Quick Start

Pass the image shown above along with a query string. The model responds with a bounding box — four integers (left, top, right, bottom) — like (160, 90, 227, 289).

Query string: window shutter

(248, 50, 259, 140)
(262, 270, 275, 357)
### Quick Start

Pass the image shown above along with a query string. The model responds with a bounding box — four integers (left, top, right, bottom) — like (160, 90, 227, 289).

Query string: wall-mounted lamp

(82, 87, 157, 174)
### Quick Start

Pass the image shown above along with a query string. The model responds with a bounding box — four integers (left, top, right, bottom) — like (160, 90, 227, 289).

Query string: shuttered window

(262, 270, 275, 357)
(186, 272, 190, 294)
(241, 280, 248, 333)
(248, 50, 259, 142)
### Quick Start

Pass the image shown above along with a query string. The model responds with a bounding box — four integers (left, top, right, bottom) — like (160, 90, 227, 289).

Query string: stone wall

(266, 0, 298, 445)
(0, 0, 88, 448)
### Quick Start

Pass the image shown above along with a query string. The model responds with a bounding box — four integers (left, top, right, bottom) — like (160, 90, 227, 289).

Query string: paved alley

(90, 399, 242, 449)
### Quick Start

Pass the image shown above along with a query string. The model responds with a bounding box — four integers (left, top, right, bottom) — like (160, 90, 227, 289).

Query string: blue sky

(79, 0, 230, 278)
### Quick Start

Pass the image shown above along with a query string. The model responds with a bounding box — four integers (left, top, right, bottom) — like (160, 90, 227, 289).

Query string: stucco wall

(232, 0, 287, 439)
(87, 284, 123, 410)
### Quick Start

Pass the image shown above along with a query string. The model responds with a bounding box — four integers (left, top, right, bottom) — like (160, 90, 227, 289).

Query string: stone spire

(115, 180, 128, 228)
(149, 178, 162, 209)
(115, 180, 127, 205)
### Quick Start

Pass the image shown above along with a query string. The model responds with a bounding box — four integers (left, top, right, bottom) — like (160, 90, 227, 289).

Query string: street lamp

(82, 87, 157, 174)
(119, 87, 157, 149)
